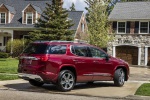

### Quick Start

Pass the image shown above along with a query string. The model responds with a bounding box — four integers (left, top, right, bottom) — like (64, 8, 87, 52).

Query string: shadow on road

(3, 81, 115, 93)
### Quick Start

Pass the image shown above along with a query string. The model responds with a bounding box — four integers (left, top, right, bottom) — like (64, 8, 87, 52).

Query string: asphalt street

(0, 66, 149, 100)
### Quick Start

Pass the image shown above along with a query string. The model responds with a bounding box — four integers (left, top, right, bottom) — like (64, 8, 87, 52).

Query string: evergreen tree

(69, 3, 76, 11)
(29, 0, 74, 41)
(85, 0, 111, 48)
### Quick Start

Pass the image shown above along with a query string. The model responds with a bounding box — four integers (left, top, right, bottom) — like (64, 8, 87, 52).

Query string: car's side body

(18, 41, 130, 91)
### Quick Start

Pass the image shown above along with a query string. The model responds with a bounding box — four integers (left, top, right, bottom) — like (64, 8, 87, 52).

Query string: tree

(85, 0, 111, 48)
(29, 0, 74, 41)
(69, 3, 76, 11)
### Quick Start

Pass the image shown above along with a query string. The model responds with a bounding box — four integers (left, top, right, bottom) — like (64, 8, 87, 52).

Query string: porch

(0, 30, 13, 53)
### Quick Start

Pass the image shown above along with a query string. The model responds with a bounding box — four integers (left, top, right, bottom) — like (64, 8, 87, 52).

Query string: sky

(63, 0, 87, 13)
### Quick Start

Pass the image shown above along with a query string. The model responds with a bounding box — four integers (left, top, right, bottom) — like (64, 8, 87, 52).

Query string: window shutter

(134, 21, 139, 34)
(113, 21, 117, 32)
(126, 21, 130, 33)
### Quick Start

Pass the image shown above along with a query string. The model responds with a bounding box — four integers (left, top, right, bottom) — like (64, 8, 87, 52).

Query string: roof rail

(50, 40, 74, 43)
(33, 40, 88, 44)
(33, 40, 50, 43)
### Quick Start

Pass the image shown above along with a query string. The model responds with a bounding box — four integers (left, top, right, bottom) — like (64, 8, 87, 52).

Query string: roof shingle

(0, 0, 83, 30)
(109, 2, 150, 21)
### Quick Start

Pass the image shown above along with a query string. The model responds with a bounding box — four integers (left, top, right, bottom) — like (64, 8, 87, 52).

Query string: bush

(6, 39, 29, 57)
(0, 52, 8, 58)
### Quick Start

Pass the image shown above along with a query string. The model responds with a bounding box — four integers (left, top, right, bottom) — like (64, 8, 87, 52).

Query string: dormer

(22, 4, 42, 24)
(0, 4, 16, 24)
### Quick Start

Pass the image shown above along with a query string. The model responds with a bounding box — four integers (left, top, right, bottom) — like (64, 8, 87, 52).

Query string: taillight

(40, 56, 48, 61)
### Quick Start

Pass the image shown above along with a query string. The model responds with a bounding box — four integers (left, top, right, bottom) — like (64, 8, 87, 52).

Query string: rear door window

(71, 45, 89, 57)
(48, 45, 67, 54)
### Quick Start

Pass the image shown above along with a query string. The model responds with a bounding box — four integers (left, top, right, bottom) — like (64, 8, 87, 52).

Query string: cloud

(63, 0, 87, 13)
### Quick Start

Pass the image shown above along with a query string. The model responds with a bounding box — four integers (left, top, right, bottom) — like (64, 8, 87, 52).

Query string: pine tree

(69, 3, 76, 11)
(29, 0, 74, 41)
(85, 0, 111, 48)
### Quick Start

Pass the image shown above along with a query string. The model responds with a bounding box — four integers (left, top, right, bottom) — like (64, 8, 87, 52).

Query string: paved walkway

(0, 66, 149, 99)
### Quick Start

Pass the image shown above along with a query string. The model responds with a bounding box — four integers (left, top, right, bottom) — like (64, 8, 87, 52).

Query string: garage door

(116, 46, 138, 65)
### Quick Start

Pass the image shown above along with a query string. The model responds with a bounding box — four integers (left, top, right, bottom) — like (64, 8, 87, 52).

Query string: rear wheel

(114, 68, 125, 87)
(57, 70, 75, 92)
(29, 80, 44, 87)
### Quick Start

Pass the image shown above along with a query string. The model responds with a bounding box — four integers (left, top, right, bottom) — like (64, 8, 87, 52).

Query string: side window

(89, 47, 107, 58)
(71, 45, 88, 57)
(48, 45, 66, 54)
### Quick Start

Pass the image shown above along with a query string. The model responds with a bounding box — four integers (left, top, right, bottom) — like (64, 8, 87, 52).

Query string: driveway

(0, 66, 150, 99)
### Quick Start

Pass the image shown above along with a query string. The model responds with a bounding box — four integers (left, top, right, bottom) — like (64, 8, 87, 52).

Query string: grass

(0, 58, 18, 74)
(0, 74, 19, 81)
(135, 83, 150, 96)
(0, 58, 19, 80)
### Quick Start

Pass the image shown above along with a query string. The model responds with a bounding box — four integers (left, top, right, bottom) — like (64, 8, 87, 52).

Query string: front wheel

(57, 70, 75, 92)
(114, 68, 125, 87)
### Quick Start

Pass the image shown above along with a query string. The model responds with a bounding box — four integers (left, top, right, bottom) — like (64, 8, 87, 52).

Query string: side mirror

(105, 55, 109, 61)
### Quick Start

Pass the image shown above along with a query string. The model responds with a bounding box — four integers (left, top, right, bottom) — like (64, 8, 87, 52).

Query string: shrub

(6, 39, 29, 57)
(0, 52, 8, 58)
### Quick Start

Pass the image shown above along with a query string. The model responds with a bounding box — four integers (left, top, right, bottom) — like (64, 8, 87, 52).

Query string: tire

(29, 80, 44, 87)
(114, 68, 125, 87)
(57, 70, 75, 92)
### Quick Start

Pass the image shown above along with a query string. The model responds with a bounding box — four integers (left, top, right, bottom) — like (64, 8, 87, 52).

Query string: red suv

(18, 41, 129, 91)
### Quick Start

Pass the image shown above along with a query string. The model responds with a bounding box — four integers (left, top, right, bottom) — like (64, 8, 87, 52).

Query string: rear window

(48, 45, 67, 54)
(23, 43, 48, 54)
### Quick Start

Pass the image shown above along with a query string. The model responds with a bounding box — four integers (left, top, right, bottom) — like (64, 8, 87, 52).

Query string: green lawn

(0, 58, 18, 74)
(0, 58, 19, 80)
(135, 83, 150, 96)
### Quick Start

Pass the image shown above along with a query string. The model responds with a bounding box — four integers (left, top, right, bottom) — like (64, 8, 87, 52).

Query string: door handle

(73, 59, 78, 62)
(93, 60, 99, 63)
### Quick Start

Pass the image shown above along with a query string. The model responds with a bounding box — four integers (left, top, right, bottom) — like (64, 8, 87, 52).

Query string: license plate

(24, 59, 32, 65)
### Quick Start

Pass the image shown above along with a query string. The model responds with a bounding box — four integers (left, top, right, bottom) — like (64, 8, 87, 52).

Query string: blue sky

(63, 0, 87, 13)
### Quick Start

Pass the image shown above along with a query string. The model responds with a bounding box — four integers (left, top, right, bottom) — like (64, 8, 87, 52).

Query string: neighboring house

(108, 2, 150, 66)
(0, 0, 87, 52)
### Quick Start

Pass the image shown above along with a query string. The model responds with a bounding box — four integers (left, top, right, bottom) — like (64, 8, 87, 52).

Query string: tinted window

(71, 45, 89, 57)
(23, 44, 48, 54)
(48, 45, 66, 54)
(89, 47, 107, 58)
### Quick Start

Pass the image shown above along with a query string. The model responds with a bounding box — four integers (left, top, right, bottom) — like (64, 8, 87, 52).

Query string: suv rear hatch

(18, 43, 49, 74)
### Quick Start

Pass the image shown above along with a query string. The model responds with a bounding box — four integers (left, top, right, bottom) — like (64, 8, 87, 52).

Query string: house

(108, 2, 150, 66)
(0, 0, 87, 52)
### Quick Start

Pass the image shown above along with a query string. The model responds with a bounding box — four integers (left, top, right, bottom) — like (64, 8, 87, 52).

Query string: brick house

(0, 0, 87, 52)
(108, 2, 150, 66)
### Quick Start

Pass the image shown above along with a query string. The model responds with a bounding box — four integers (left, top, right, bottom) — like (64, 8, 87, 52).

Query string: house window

(26, 13, 33, 24)
(3, 37, 10, 46)
(81, 23, 84, 32)
(117, 22, 126, 33)
(140, 22, 148, 33)
(0, 13, 6, 24)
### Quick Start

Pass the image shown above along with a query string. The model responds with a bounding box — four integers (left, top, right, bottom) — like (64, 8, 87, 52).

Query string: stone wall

(108, 34, 150, 66)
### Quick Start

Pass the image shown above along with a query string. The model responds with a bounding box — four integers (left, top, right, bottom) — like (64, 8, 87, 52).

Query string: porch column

(138, 47, 141, 66)
(10, 31, 14, 54)
(112, 45, 116, 57)
(145, 46, 148, 66)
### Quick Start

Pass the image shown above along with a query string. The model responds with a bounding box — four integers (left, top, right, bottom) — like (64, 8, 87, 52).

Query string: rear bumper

(18, 73, 43, 82)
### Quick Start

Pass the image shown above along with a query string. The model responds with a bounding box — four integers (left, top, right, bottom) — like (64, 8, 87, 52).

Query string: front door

(88, 47, 113, 81)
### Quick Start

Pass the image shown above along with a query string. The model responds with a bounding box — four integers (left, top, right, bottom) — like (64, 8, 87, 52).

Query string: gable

(0, 4, 9, 23)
